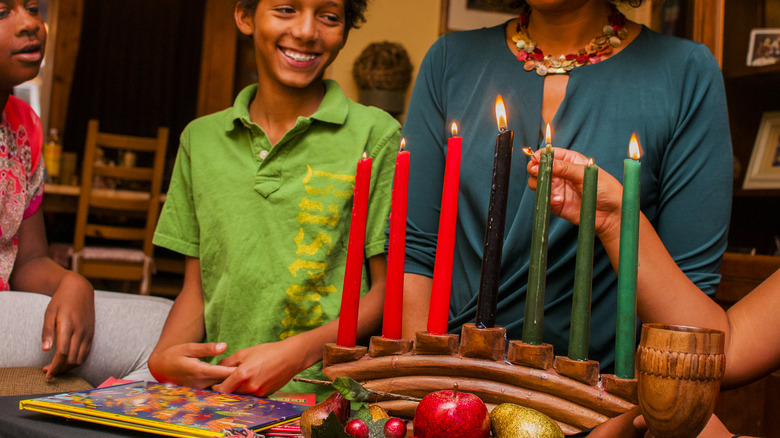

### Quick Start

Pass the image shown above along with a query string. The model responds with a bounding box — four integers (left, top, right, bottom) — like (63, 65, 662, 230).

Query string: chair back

(72, 119, 169, 294)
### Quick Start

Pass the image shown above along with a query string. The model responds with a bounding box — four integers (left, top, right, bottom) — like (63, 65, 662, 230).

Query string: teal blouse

(401, 24, 733, 370)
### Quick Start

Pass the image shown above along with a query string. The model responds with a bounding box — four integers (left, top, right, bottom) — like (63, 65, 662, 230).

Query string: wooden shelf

(725, 63, 780, 79)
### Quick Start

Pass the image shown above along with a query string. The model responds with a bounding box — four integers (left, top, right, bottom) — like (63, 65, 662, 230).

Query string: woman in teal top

(400, 1, 732, 373)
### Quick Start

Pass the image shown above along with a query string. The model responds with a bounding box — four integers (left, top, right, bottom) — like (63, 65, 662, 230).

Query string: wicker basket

(353, 42, 412, 91)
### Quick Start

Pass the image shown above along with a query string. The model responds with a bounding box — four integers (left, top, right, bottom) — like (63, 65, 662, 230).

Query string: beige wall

(328, 0, 443, 121)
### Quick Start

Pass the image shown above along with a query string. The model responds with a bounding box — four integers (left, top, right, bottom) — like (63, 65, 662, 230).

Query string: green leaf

(311, 411, 351, 438)
(353, 405, 373, 422)
(332, 377, 373, 402)
(350, 406, 389, 438)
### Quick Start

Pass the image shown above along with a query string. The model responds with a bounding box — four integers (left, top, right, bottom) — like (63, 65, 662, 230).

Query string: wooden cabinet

(690, 2, 780, 432)
(693, 0, 780, 255)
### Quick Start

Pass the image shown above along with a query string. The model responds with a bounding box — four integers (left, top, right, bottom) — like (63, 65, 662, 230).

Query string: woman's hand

(212, 337, 307, 396)
(41, 273, 95, 378)
(526, 147, 623, 242)
(148, 342, 236, 389)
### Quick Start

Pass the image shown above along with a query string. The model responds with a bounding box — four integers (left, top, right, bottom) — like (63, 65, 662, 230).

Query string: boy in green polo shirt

(148, 0, 401, 399)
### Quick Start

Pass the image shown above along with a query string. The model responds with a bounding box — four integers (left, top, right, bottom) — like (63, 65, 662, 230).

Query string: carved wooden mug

(636, 323, 726, 438)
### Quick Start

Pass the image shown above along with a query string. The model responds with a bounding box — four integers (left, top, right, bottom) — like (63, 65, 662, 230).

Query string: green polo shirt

(154, 81, 401, 396)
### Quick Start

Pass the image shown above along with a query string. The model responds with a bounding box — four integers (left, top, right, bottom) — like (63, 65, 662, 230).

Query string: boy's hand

(41, 279, 95, 378)
(212, 338, 305, 396)
(148, 342, 236, 389)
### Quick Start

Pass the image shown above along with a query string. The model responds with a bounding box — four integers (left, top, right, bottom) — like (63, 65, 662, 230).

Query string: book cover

(264, 392, 315, 437)
(19, 381, 308, 438)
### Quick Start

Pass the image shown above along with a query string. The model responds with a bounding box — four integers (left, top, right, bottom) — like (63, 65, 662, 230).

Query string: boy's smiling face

(236, 0, 346, 92)
(0, 0, 46, 93)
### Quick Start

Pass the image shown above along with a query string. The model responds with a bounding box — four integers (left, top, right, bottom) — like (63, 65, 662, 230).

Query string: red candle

(427, 123, 462, 335)
(337, 152, 372, 347)
(383, 140, 410, 339)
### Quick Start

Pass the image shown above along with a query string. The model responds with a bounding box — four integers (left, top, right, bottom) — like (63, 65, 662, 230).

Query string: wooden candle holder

(323, 343, 368, 368)
(369, 336, 413, 357)
(323, 325, 637, 435)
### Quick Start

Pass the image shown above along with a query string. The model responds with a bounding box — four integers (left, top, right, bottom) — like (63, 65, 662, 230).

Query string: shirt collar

(225, 80, 349, 133)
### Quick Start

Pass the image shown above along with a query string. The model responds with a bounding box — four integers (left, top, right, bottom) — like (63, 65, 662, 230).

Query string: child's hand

(41, 276, 95, 378)
(148, 342, 236, 389)
(526, 147, 623, 241)
(212, 337, 306, 396)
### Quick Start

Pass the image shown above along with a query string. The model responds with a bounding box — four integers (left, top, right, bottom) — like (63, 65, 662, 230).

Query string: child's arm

(211, 254, 388, 396)
(147, 256, 236, 388)
(401, 273, 433, 339)
(9, 209, 95, 378)
(527, 148, 780, 388)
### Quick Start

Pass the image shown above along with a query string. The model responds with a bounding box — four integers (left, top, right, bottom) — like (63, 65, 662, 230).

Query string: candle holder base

(507, 340, 554, 370)
(601, 374, 638, 405)
(368, 336, 413, 357)
(413, 331, 459, 355)
(553, 357, 600, 386)
(459, 323, 506, 361)
(322, 343, 368, 368)
(323, 335, 637, 435)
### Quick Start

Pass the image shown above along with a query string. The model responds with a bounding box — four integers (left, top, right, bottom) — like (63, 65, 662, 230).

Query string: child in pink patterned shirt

(0, 0, 95, 379)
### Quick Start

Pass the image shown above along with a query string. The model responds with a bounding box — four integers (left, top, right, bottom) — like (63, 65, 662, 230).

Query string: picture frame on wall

(743, 111, 780, 190)
(440, 0, 517, 34)
(746, 28, 780, 67)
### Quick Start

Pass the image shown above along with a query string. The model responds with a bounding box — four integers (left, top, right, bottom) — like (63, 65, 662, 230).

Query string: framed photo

(746, 28, 780, 67)
(743, 111, 780, 190)
(440, 0, 518, 34)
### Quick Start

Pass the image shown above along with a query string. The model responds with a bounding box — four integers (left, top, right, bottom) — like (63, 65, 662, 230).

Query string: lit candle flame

(545, 124, 552, 146)
(362, 151, 368, 159)
(628, 133, 642, 160)
(588, 158, 594, 166)
(400, 138, 406, 151)
(495, 96, 507, 131)
(451, 122, 458, 136)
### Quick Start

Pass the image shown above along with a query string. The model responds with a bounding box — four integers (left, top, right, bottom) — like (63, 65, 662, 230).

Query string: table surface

(0, 393, 158, 438)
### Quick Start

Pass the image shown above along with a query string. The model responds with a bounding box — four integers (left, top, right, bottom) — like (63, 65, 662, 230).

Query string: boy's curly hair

(236, 0, 368, 32)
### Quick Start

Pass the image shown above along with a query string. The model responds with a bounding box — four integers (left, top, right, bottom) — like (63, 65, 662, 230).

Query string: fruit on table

(489, 403, 564, 438)
(412, 389, 491, 438)
(368, 404, 390, 421)
(383, 417, 407, 438)
(345, 418, 370, 438)
(300, 390, 350, 438)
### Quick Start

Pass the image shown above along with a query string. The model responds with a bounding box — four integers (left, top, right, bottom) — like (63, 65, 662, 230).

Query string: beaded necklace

(512, 5, 628, 76)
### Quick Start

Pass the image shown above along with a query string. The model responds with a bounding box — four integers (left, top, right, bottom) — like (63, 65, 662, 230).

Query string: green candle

(569, 159, 598, 361)
(615, 134, 642, 379)
(523, 138, 553, 346)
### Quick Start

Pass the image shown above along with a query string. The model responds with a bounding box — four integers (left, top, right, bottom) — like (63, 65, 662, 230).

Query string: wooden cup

(636, 323, 726, 438)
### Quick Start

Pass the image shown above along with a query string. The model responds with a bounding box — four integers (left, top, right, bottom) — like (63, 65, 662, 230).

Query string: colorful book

(264, 392, 316, 437)
(19, 381, 308, 438)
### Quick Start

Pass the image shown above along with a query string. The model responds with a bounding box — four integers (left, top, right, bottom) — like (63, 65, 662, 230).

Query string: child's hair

(236, 0, 368, 32)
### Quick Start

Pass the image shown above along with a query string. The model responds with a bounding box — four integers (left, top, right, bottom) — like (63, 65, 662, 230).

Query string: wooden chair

(71, 119, 169, 295)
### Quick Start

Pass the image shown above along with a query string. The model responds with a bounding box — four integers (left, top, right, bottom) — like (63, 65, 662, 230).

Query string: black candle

(475, 96, 514, 329)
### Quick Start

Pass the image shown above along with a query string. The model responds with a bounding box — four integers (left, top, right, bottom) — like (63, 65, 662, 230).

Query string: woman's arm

(212, 254, 388, 395)
(147, 256, 236, 388)
(528, 148, 780, 387)
(10, 209, 95, 378)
